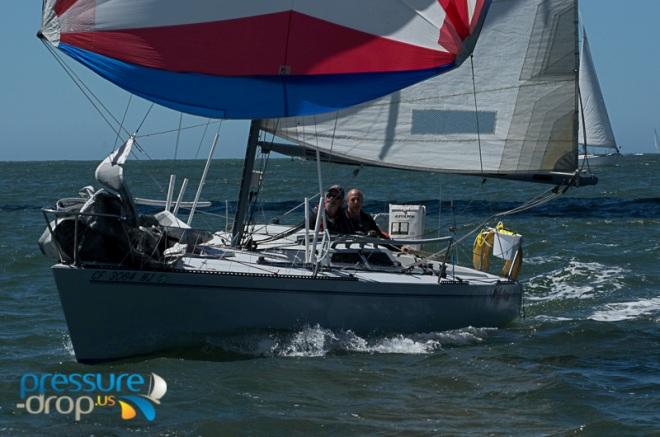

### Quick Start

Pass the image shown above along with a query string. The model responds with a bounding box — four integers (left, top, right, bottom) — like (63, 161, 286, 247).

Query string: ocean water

(1, 155, 659, 435)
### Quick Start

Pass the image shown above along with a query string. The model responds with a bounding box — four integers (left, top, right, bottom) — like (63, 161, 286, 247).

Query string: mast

(231, 120, 261, 247)
(574, 1, 580, 170)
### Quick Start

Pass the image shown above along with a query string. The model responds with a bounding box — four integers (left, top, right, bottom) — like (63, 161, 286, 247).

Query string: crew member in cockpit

(344, 188, 388, 238)
(309, 185, 351, 234)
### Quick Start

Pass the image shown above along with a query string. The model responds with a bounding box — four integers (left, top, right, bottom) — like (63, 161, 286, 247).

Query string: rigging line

(129, 104, 160, 160)
(329, 112, 339, 155)
(228, 257, 283, 275)
(42, 41, 124, 138)
(135, 103, 155, 134)
(283, 194, 321, 216)
(244, 134, 272, 241)
(174, 112, 183, 162)
(130, 139, 156, 161)
(193, 209, 227, 219)
(312, 114, 328, 238)
(470, 55, 485, 178)
(251, 221, 305, 244)
(270, 193, 322, 224)
(113, 94, 133, 151)
(46, 41, 152, 166)
(264, 117, 281, 146)
(42, 41, 169, 193)
(138, 120, 220, 139)
(424, 185, 564, 260)
(193, 119, 212, 159)
(171, 112, 183, 178)
(264, 120, 331, 225)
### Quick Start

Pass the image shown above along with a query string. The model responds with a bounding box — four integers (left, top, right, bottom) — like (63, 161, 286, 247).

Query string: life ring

(501, 247, 523, 281)
(472, 223, 523, 281)
(472, 228, 495, 271)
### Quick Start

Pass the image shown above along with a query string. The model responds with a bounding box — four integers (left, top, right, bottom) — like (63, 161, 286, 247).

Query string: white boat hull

(52, 264, 522, 363)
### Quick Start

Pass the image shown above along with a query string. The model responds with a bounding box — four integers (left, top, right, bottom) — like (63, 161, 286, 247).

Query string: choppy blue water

(1, 156, 659, 435)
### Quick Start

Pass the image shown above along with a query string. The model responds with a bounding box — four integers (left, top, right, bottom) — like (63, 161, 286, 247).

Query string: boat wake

(588, 298, 660, 322)
(205, 325, 495, 358)
(531, 315, 573, 322)
(61, 331, 75, 358)
(525, 259, 627, 303)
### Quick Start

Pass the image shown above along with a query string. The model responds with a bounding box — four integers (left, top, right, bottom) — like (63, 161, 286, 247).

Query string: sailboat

(145, 373, 167, 405)
(654, 129, 660, 153)
(577, 31, 621, 167)
(38, 0, 593, 363)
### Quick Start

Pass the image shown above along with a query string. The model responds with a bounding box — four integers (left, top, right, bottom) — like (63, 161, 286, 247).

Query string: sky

(1, 1, 659, 161)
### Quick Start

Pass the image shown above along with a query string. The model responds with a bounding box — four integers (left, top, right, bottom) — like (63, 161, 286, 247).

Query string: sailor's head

(347, 188, 364, 214)
(324, 185, 344, 214)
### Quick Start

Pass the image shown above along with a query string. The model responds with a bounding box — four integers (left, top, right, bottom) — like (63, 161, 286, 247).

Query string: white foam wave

(61, 331, 75, 358)
(207, 325, 494, 358)
(532, 315, 573, 322)
(589, 298, 660, 322)
(523, 256, 563, 266)
(525, 259, 627, 303)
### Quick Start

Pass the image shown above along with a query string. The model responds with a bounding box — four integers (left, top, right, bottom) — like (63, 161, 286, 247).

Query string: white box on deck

(388, 204, 426, 250)
(492, 231, 522, 260)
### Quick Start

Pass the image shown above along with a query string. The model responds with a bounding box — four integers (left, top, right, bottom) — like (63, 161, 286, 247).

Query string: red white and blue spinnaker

(41, 0, 490, 119)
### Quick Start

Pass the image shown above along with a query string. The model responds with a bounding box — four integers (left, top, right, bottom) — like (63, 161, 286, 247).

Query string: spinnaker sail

(40, 0, 491, 119)
(262, 0, 582, 182)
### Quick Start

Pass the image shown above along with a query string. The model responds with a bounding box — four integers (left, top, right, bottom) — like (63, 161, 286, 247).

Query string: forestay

(40, 0, 490, 119)
(578, 32, 619, 153)
(262, 0, 580, 179)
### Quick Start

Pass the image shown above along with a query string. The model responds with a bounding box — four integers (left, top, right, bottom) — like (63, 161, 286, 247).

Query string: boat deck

(168, 224, 507, 286)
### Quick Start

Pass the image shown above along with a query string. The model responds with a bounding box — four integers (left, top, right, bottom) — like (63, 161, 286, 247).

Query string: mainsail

(39, 0, 490, 119)
(578, 32, 619, 154)
(654, 129, 660, 153)
(262, 0, 581, 181)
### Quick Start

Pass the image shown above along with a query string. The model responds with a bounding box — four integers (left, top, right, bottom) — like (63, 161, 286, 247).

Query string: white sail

(94, 137, 133, 193)
(577, 32, 619, 153)
(655, 129, 660, 153)
(263, 0, 580, 179)
(146, 373, 167, 404)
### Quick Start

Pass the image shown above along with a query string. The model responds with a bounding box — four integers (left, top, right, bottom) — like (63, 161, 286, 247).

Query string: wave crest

(206, 325, 495, 358)
(525, 259, 627, 303)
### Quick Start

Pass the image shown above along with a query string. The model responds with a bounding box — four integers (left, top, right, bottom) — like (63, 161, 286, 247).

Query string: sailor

(344, 188, 387, 238)
(309, 185, 351, 234)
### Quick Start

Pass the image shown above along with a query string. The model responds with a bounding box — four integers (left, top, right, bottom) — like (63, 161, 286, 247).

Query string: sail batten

(41, 0, 491, 119)
(262, 0, 581, 181)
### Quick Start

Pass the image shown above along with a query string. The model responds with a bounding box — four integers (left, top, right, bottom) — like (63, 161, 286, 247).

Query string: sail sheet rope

(424, 183, 567, 262)
(470, 55, 485, 178)
(113, 94, 132, 151)
(42, 40, 159, 161)
(42, 39, 179, 196)
(43, 40, 129, 142)
(43, 39, 228, 202)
